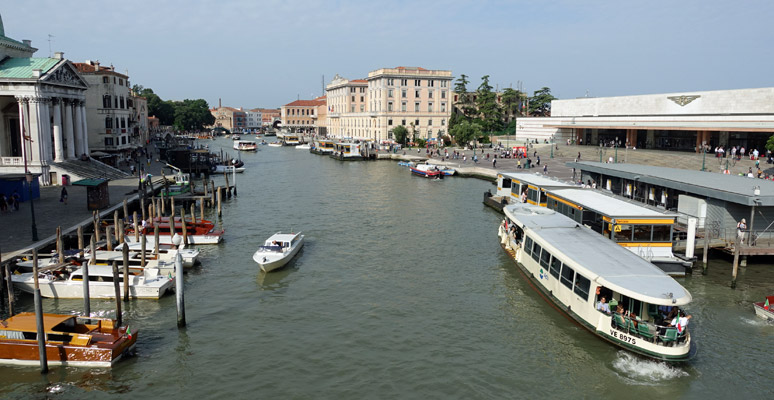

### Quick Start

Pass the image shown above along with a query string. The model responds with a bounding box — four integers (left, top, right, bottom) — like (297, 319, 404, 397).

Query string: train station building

(517, 87, 774, 153)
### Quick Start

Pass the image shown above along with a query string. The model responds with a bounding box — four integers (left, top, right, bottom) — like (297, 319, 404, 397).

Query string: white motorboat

(233, 140, 257, 151)
(267, 142, 282, 148)
(252, 232, 305, 272)
(213, 164, 246, 174)
(296, 144, 311, 150)
(12, 265, 173, 299)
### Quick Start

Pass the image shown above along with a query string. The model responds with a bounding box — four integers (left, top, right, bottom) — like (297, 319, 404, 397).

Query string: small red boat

(126, 216, 224, 245)
(409, 163, 444, 179)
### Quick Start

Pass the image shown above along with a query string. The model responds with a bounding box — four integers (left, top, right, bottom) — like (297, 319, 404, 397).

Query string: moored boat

(252, 232, 305, 272)
(296, 144, 311, 150)
(0, 313, 137, 368)
(753, 296, 774, 321)
(125, 217, 225, 245)
(499, 203, 695, 361)
(409, 163, 443, 179)
(233, 140, 258, 151)
(310, 140, 335, 155)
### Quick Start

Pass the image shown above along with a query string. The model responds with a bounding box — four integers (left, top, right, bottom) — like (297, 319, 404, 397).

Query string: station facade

(517, 87, 774, 153)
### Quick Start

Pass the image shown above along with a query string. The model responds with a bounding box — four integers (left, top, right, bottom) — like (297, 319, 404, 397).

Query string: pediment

(41, 61, 88, 89)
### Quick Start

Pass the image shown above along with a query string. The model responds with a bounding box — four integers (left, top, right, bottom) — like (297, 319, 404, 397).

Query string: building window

(441, 91, 446, 99)
(122, 136, 127, 144)
(105, 117, 113, 129)
(428, 103, 433, 112)
(387, 78, 394, 85)
(360, 105, 364, 112)
(388, 102, 393, 112)
(102, 76, 108, 84)
(414, 102, 420, 112)
(401, 102, 406, 112)
(121, 118, 126, 128)
(441, 119, 445, 126)
(119, 78, 124, 86)
(454, 94, 458, 102)
(441, 81, 447, 88)
(401, 119, 406, 126)
(402, 89, 407, 98)
(120, 97, 125, 109)
(388, 89, 393, 98)
(441, 103, 446, 112)
(351, 96, 355, 102)
(415, 119, 420, 126)
(428, 80, 434, 87)
(105, 137, 113, 146)
(414, 79, 421, 86)
(114, 96, 118, 108)
(428, 90, 433, 99)
(388, 119, 393, 126)
(401, 79, 407, 86)
(113, 77, 116, 84)
(103, 95, 111, 108)
(350, 87, 356, 93)
(360, 87, 365, 93)
(428, 119, 432, 126)
(360, 96, 364, 102)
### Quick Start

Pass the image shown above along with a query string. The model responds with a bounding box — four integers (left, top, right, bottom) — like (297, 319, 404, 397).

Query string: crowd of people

(0, 190, 21, 214)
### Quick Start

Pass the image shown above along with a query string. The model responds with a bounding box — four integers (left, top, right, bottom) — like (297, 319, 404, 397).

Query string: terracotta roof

(350, 79, 367, 84)
(284, 99, 325, 107)
(396, 66, 427, 71)
(72, 62, 128, 79)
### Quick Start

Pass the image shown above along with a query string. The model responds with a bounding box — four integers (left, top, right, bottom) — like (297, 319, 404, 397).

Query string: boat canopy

(504, 204, 691, 306)
(547, 188, 677, 221)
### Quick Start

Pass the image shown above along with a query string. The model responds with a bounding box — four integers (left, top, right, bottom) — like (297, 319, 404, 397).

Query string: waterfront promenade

(1, 142, 768, 259)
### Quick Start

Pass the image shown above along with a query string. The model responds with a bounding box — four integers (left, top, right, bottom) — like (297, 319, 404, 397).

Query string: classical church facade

(0, 14, 89, 185)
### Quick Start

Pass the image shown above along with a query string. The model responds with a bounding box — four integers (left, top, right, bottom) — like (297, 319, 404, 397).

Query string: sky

(5, 0, 774, 109)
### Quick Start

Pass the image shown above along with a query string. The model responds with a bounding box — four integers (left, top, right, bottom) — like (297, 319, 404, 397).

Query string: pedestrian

(11, 190, 20, 211)
(0, 193, 6, 214)
(60, 186, 68, 205)
(543, 164, 548, 175)
(463, 155, 467, 164)
(536, 156, 541, 166)
(492, 158, 497, 168)
(577, 152, 581, 161)
(737, 218, 747, 244)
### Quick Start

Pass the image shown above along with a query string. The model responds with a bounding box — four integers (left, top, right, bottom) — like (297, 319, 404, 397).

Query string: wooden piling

(154, 224, 160, 257)
(731, 238, 741, 289)
(217, 188, 222, 217)
(32, 251, 48, 373)
(181, 208, 189, 245)
(4, 260, 13, 316)
(702, 230, 710, 275)
(148, 202, 154, 224)
(122, 243, 130, 302)
(112, 261, 122, 326)
(210, 180, 215, 206)
(224, 173, 230, 198)
(93, 211, 101, 242)
(203, 179, 208, 204)
(123, 199, 128, 221)
(191, 203, 196, 225)
(141, 197, 146, 222)
(118, 220, 125, 243)
(113, 210, 120, 235)
(141, 232, 147, 268)
(106, 226, 113, 251)
(200, 198, 204, 222)
(85, 236, 94, 316)
(232, 168, 237, 196)
(171, 196, 175, 217)
(161, 192, 166, 215)
(170, 208, 177, 238)
(77, 225, 84, 256)
(133, 211, 139, 242)
(56, 226, 64, 263)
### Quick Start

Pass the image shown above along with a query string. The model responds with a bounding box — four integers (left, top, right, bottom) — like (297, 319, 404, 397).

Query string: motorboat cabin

(331, 142, 363, 160)
(311, 140, 336, 155)
(498, 203, 695, 361)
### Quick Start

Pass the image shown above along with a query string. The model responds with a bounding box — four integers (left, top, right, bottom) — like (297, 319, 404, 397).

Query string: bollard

(217, 188, 222, 217)
(731, 238, 740, 289)
(181, 208, 189, 245)
(112, 261, 122, 326)
(4, 260, 13, 316)
(106, 226, 113, 251)
(85, 237, 94, 316)
(154, 224, 160, 257)
(77, 225, 84, 256)
(133, 211, 139, 242)
(141, 197, 146, 222)
(141, 232, 147, 268)
(122, 243, 130, 302)
(32, 251, 48, 373)
(94, 211, 101, 242)
(123, 199, 129, 222)
(173, 234, 186, 328)
(118, 219, 125, 244)
(191, 203, 196, 225)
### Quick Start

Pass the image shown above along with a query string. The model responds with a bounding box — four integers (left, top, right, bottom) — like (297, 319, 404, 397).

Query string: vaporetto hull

(499, 204, 695, 361)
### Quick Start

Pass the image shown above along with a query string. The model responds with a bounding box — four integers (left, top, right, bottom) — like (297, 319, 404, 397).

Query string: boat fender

(595, 286, 601, 295)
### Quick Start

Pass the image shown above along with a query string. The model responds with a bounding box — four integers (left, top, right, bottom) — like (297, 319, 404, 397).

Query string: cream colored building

(281, 97, 326, 134)
(326, 67, 453, 142)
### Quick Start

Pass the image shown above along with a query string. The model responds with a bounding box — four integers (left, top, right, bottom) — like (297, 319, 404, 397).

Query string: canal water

(1, 138, 773, 399)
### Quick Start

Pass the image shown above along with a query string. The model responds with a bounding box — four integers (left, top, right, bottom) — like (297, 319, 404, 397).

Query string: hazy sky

(6, 0, 773, 109)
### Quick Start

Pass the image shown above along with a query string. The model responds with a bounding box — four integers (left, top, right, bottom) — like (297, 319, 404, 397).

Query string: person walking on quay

(492, 158, 497, 169)
(0, 193, 7, 214)
(737, 218, 747, 244)
(543, 164, 548, 175)
(11, 190, 20, 211)
(463, 155, 467, 164)
(60, 186, 68, 205)
(536, 155, 541, 166)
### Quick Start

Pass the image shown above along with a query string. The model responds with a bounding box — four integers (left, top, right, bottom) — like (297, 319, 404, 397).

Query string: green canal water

(1, 138, 773, 399)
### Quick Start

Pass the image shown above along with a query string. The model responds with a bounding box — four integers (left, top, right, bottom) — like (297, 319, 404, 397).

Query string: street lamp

(614, 138, 619, 164)
(550, 135, 554, 159)
(26, 172, 38, 242)
(701, 141, 707, 171)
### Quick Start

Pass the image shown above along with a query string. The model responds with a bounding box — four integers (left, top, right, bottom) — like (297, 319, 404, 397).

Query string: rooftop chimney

(22, 40, 31, 47)
(32, 69, 42, 78)
(94, 61, 100, 72)
(54, 51, 64, 60)
(219, 98, 222, 108)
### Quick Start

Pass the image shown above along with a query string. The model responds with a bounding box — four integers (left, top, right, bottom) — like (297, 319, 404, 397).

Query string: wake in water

(611, 351, 689, 385)
(739, 316, 774, 327)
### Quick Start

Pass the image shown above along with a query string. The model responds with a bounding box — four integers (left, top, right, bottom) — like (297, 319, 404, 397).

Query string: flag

(765, 298, 770, 311)
(676, 317, 684, 334)
(127, 326, 133, 340)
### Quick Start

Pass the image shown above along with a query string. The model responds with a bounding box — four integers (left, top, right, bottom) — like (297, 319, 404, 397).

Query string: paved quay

(2, 142, 769, 259)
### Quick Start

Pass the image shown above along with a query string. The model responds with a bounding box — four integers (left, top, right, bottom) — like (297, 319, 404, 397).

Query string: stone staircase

(51, 157, 130, 183)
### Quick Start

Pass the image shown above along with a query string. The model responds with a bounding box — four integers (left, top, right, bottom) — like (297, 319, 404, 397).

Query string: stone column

(16, 96, 29, 160)
(52, 98, 65, 162)
(63, 99, 76, 159)
(80, 102, 89, 155)
(26, 97, 42, 163)
(73, 100, 84, 157)
(37, 97, 52, 163)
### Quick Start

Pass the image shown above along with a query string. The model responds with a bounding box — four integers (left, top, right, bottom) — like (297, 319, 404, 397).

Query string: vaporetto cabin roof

(547, 188, 678, 220)
(504, 203, 691, 305)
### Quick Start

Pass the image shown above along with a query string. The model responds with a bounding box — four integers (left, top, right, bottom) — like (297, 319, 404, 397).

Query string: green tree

(475, 75, 502, 133)
(452, 74, 475, 127)
(392, 125, 408, 145)
(172, 99, 215, 131)
(528, 87, 556, 116)
(501, 87, 523, 122)
(766, 134, 774, 153)
(450, 120, 482, 146)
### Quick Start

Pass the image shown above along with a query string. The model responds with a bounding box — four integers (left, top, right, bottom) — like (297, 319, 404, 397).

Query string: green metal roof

(72, 178, 109, 187)
(0, 57, 58, 79)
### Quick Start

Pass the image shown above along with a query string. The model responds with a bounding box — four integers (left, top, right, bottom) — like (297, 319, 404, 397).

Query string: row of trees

(132, 85, 215, 131)
(449, 74, 556, 146)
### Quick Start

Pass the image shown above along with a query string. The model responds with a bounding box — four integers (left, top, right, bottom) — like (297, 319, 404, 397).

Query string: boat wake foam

(611, 351, 688, 384)
(740, 316, 773, 327)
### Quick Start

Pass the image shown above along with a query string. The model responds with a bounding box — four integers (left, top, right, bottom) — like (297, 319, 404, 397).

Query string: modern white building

(516, 87, 774, 152)
(246, 109, 262, 130)
(0, 15, 89, 186)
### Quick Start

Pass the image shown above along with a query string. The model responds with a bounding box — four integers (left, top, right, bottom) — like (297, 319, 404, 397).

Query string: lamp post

(550, 135, 554, 159)
(614, 138, 619, 164)
(26, 173, 38, 242)
(701, 141, 707, 171)
(599, 142, 603, 163)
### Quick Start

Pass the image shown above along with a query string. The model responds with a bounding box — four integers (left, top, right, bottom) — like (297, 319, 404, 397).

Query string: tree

(528, 87, 556, 117)
(392, 125, 408, 145)
(475, 75, 502, 133)
(501, 87, 523, 121)
(450, 120, 482, 147)
(172, 99, 215, 131)
(766, 134, 774, 153)
(452, 74, 476, 126)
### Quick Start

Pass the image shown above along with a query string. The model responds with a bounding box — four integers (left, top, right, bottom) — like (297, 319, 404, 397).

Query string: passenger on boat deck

(596, 297, 611, 314)
(615, 305, 624, 315)
(666, 306, 679, 321)
(141, 219, 147, 229)
(670, 313, 691, 331)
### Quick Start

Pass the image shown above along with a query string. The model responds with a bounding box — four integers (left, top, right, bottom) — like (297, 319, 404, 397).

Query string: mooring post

(171, 196, 176, 218)
(56, 226, 64, 263)
(200, 198, 204, 222)
(123, 199, 129, 222)
(191, 203, 196, 225)
(702, 228, 710, 275)
(217, 188, 222, 217)
(170, 208, 177, 237)
(232, 167, 237, 196)
(118, 219, 125, 244)
(148, 202, 153, 224)
(133, 211, 139, 242)
(161, 192, 166, 216)
(113, 210, 120, 237)
(141, 232, 147, 268)
(85, 236, 95, 316)
(106, 226, 113, 251)
(77, 225, 84, 257)
(141, 197, 146, 222)
(224, 173, 230, 199)
(93, 211, 101, 242)
(181, 208, 189, 245)
(4, 255, 13, 316)
(211, 180, 215, 207)
(32, 251, 48, 374)
(173, 234, 186, 328)
(112, 261, 122, 326)
(731, 238, 741, 289)
(154, 224, 160, 257)
(122, 243, 130, 302)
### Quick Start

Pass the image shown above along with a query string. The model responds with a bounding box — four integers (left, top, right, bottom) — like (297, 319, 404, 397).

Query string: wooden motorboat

(753, 296, 774, 321)
(125, 217, 224, 245)
(252, 232, 305, 272)
(0, 313, 137, 368)
(114, 242, 200, 268)
(410, 163, 443, 179)
(12, 264, 173, 299)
